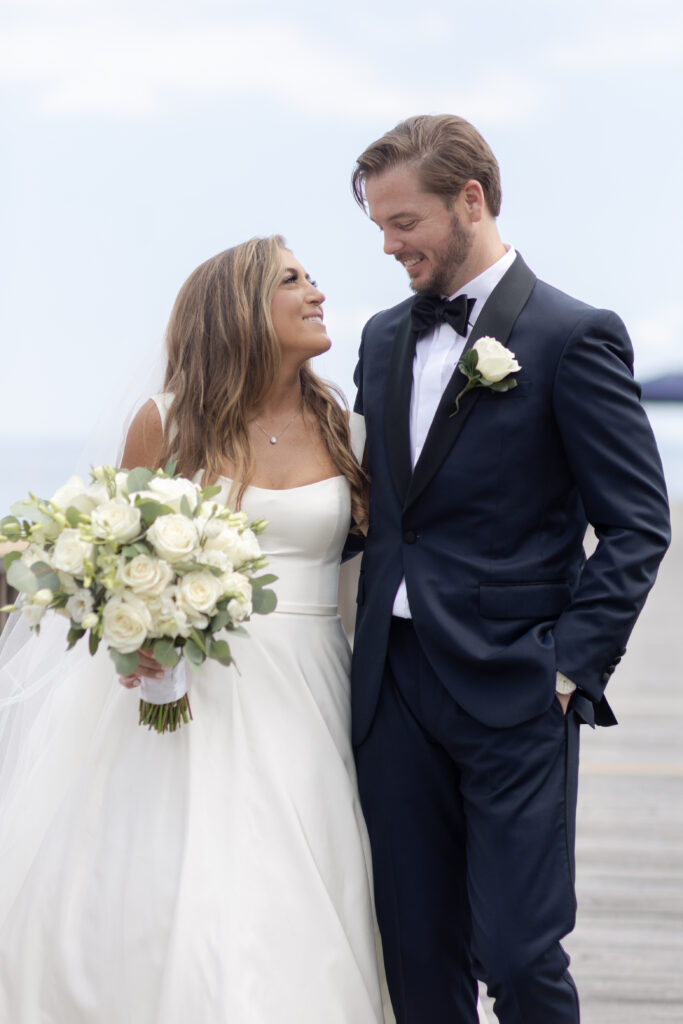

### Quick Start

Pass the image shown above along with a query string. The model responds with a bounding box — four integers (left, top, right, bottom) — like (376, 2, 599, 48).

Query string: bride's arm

(118, 399, 166, 687)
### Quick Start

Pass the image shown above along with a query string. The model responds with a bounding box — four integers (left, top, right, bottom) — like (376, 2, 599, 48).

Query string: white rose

(51, 476, 96, 514)
(227, 596, 252, 622)
(85, 480, 110, 506)
(52, 529, 94, 576)
(147, 515, 199, 563)
(177, 570, 223, 619)
(22, 602, 46, 626)
(117, 553, 174, 596)
(473, 337, 521, 383)
(101, 593, 152, 653)
(221, 571, 252, 605)
(91, 499, 142, 543)
(66, 588, 95, 623)
(141, 477, 199, 513)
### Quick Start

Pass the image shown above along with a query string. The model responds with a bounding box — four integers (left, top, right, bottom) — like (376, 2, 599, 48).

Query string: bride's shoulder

(120, 396, 165, 470)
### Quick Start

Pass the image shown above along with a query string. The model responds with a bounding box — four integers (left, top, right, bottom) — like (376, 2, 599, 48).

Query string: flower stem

(138, 695, 193, 733)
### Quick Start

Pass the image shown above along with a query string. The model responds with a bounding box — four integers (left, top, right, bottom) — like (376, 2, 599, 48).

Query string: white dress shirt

(392, 245, 517, 618)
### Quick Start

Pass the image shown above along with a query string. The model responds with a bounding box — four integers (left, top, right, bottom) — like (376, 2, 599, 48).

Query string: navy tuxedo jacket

(351, 254, 670, 745)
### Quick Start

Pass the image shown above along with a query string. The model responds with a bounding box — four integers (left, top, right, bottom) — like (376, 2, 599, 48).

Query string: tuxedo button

(403, 530, 417, 544)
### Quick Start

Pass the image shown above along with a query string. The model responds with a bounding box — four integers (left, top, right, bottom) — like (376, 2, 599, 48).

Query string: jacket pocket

(479, 581, 571, 620)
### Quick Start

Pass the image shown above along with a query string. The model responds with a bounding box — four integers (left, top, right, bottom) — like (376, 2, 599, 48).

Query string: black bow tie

(410, 293, 476, 337)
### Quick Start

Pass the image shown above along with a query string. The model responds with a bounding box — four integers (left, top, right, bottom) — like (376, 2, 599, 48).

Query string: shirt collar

(446, 245, 517, 329)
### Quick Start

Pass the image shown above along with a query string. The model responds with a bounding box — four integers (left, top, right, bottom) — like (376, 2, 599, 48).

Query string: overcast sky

(2, 0, 682, 493)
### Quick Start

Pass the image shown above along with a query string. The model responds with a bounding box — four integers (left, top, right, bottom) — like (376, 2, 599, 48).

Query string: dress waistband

(274, 601, 338, 617)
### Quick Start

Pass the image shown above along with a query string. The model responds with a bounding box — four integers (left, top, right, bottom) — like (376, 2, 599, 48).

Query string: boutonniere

(450, 337, 522, 416)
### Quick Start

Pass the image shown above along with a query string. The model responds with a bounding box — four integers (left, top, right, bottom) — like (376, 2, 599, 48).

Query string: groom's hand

(555, 691, 572, 715)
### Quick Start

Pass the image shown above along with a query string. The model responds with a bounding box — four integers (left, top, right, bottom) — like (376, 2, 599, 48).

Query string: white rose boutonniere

(451, 336, 521, 416)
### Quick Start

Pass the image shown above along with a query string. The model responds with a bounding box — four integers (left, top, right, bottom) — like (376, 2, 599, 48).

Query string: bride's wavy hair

(159, 235, 368, 532)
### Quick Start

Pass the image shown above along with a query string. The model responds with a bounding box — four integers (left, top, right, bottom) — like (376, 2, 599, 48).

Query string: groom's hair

(352, 114, 502, 216)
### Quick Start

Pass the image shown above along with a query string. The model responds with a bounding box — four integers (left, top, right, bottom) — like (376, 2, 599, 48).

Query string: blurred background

(1, 0, 682, 510)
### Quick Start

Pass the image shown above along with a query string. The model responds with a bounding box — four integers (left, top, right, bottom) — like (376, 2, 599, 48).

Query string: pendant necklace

(252, 406, 302, 445)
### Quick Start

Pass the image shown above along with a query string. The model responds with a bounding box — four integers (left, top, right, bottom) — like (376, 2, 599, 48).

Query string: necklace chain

(252, 406, 302, 445)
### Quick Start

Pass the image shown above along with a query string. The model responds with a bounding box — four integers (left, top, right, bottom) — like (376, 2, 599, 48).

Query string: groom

(350, 115, 670, 1024)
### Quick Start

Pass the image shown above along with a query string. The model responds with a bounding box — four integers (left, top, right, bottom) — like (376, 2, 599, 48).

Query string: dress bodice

(214, 476, 350, 614)
(150, 392, 362, 617)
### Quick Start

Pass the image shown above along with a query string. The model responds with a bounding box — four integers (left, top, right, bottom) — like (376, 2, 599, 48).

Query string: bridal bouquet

(0, 462, 277, 732)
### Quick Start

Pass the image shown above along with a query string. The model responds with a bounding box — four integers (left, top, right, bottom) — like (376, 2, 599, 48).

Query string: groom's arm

(550, 309, 670, 706)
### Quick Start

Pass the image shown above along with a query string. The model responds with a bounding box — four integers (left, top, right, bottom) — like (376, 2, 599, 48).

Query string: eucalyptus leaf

(210, 639, 233, 666)
(10, 499, 50, 525)
(65, 506, 81, 528)
(189, 627, 206, 654)
(180, 495, 192, 518)
(110, 648, 140, 675)
(210, 608, 232, 631)
(126, 467, 155, 493)
(183, 638, 204, 666)
(3, 548, 23, 572)
(152, 638, 180, 667)
(250, 573, 278, 590)
(200, 485, 222, 501)
(7, 560, 39, 594)
(136, 500, 174, 526)
(89, 630, 101, 656)
(0, 515, 22, 539)
(252, 588, 277, 615)
(32, 562, 60, 593)
(164, 457, 178, 477)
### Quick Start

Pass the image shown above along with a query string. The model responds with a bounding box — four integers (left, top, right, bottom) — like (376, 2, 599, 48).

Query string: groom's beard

(412, 212, 473, 296)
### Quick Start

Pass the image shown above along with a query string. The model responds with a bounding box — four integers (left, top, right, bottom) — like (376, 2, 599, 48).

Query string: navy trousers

(355, 618, 582, 1024)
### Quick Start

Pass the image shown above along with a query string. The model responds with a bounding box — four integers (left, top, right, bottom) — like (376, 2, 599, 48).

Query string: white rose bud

(227, 596, 252, 622)
(147, 514, 199, 563)
(235, 528, 262, 565)
(33, 588, 54, 606)
(52, 529, 95, 576)
(473, 337, 521, 383)
(117, 553, 174, 596)
(101, 594, 152, 653)
(22, 603, 47, 627)
(81, 612, 99, 630)
(177, 570, 223, 620)
(91, 499, 142, 543)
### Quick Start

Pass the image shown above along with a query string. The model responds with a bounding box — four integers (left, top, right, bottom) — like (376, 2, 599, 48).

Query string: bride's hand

(118, 648, 166, 688)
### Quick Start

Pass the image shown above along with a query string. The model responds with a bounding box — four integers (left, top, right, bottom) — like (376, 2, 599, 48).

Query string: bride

(0, 235, 489, 1023)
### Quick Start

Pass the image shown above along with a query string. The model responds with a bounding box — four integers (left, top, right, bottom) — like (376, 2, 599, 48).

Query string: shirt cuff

(555, 671, 577, 695)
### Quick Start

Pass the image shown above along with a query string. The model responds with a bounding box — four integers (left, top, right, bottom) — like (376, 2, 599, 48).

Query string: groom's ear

(459, 180, 486, 223)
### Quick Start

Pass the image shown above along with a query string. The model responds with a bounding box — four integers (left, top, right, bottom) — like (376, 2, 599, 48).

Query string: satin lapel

(404, 254, 537, 511)
(383, 309, 416, 504)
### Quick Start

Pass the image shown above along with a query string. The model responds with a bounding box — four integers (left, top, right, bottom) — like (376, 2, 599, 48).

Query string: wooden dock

(480, 504, 683, 1022)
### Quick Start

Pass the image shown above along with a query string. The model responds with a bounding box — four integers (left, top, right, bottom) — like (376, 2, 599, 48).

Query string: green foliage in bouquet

(0, 460, 277, 733)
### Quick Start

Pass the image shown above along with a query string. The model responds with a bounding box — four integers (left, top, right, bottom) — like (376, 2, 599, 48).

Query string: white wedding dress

(0, 464, 398, 1023)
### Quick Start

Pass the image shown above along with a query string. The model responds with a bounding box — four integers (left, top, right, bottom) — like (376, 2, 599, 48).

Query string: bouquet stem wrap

(138, 662, 192, 733)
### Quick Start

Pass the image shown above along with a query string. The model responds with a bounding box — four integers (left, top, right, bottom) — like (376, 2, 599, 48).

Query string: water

(1, 403, 682, 520)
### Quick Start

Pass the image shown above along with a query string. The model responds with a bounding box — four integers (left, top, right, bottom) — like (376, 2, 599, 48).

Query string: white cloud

(549, 13, 683, 72)
(0, 16, 545, 125)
